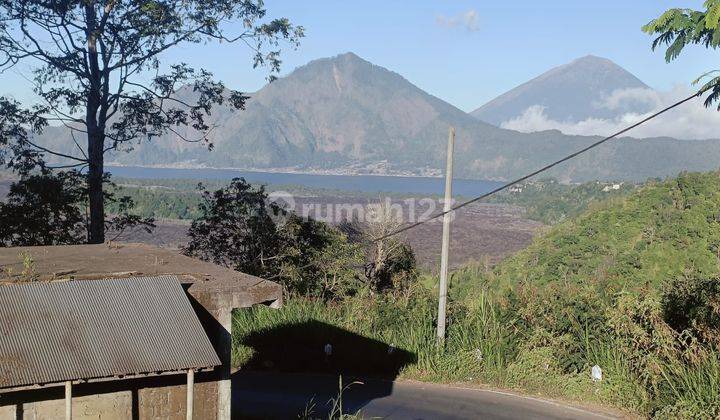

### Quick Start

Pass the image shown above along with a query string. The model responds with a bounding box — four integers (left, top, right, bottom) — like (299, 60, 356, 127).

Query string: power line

(373, 90, 702, 243)
(263, 90, 702, 281)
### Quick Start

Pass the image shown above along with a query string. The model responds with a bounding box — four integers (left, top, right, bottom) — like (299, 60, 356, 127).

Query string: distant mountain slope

(34, 53, 720, 183)
(100, 52, 498, 170)
(494, 171, 720, 288)
(471, 55, 653, 125)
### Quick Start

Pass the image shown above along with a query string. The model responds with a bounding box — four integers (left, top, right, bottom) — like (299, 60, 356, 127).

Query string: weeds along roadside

(230, 262, 720, 419)
(221, 172, 720, 418)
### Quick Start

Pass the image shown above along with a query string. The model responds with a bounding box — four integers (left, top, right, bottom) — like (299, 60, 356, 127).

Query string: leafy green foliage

(184, 178, 283, 275)
(662, 275, 720, 347)
(489, 178, 635, 224)
(277, 215, 364, 300)
(102, 177, 420, 221)
(491, 173, 720, 291)
(105, 183, 203, 220)
(103, 177, 635, 227)
(0, 0, 302, 242)
(0, 170, 86, 246)
(183, 178, 363, 299)
(0, 170, 155, 246)
(474, 171, 720, 416)
(643, 1, 720, 108)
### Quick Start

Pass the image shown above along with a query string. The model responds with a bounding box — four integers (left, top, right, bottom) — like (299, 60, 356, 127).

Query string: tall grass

(232, 276, 720, 418)
(655, 351, 720, 418)
(298, 376, 364, 420)
(232, 287, 513, 384)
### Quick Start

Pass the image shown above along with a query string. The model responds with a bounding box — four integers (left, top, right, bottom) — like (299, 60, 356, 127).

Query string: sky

(1, 1, 717, 113)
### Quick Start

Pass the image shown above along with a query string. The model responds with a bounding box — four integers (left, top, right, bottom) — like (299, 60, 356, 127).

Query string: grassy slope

(233, 172, 720, 418)
(491, 172, 720, 290)
(459, 172, 720, 417)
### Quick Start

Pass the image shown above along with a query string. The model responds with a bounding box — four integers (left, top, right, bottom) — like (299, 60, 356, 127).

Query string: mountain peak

(573, 54, 612, 63)
(39, 52, 720, 184)
(299, 52, 371, 70)
(565, 55, 633, 72)
(272, 51, 435, 104)
(471, 55, 651, 125)
(335, 51, 364, 61)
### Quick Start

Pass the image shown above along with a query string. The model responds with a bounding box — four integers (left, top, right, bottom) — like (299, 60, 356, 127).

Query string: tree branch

(22, 138, 88, 163)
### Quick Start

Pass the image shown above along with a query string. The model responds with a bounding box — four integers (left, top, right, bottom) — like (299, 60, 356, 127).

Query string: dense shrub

(0, 170, 86, 246)
(184, 178, 364, 299)
(183, 178, 282, 274)
(0, 170, 154, 246)
(662, 274, 720, 348)
(185, 178, 421, 300)
(488, 178, 635, 224)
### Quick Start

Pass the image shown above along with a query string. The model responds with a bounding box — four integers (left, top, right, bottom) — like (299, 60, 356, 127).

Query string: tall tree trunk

(85, 4, 104, 244)
(87, 128, 105, 244)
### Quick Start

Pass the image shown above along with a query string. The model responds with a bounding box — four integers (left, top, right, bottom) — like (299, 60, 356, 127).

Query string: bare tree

(342, 201, 416, 292)
(0, 1, 302, 243)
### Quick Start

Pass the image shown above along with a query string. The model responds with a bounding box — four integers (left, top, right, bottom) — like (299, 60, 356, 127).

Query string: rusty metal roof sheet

(0, 275, 220, 390)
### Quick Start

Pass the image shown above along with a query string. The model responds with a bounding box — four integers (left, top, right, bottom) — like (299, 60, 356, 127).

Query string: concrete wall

(0, 373, 218, 420)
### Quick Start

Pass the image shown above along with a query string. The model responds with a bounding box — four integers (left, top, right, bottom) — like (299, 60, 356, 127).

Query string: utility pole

(437, 127, 455, 345)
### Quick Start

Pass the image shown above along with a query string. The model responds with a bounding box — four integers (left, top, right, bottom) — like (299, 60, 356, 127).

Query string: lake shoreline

(106, 165, 506, 197)
(105, 162, 510, 182)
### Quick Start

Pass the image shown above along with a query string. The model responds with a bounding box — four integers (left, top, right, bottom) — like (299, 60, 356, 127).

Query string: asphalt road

(232, 371, 618, 419)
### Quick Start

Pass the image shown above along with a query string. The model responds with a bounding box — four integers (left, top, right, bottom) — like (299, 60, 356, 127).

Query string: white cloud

(500, 86, 720, 140)
(436, 10, 480, 32)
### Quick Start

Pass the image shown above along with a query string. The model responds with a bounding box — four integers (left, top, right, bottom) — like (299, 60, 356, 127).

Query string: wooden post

(186, 369, 194, 420)
(65, 381, 72, 420)
(437, 127, 455, 345)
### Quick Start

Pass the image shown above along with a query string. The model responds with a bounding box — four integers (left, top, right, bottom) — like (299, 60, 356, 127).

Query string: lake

(107, 166, 504, 197)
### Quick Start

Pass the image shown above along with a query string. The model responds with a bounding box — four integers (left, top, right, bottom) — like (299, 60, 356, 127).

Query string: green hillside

(492, 171, 720, 291)
(234, 172, 720, 418)
(453, 171, 720, 416)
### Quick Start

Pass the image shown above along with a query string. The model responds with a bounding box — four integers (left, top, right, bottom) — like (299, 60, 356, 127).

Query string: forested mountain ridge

(490, 171, 720, 289)
(34, 53, 720, 182)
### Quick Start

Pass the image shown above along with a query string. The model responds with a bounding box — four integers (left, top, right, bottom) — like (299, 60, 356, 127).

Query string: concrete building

(0, 243, 282, 420)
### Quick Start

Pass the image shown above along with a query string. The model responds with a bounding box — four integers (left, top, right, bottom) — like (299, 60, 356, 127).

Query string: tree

(275, 214, 363, 300)
(0, 170, 85, 246)
(183, 178, 362, 299)
(0, 1, 303, 243)
(341, 202, 418, 293)
(643, 1, 720, 107)
(183, 178, 283, 276)
(0, 169, 154, 246)
(662, 273, 720, 348)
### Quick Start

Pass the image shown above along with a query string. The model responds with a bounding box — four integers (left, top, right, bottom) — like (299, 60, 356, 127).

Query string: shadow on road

(232, 320, 416, 419)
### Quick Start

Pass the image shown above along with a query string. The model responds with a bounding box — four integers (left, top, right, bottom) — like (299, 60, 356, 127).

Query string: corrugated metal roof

(0, 275, 221, 390)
